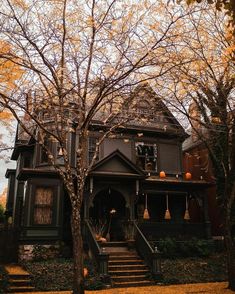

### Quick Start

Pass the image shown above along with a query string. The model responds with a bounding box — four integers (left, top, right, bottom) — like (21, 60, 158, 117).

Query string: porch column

(202, 191, 212, 239)
(13, 181, 25, 228)
(129, 192, 135, 220)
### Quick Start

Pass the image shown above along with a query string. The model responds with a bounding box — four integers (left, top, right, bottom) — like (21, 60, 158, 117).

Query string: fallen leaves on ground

(12, 282, 234, 294)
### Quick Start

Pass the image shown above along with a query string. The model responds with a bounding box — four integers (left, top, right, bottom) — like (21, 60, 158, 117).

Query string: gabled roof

(105, 83, 188, 139)
(89, 149, 146, 179)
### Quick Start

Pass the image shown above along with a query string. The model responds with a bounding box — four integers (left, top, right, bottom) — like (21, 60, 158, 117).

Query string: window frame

(135, 141, 158, 172)
(31, 185, 57, 226)
(88, 136, 99, 165)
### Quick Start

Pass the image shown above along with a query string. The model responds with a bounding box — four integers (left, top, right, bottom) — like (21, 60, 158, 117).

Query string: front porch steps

(101, 241, 154, 288)
(4, 264, 35, 293)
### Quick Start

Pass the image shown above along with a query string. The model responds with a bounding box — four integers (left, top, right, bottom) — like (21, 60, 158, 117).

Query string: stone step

(112, 274, 149, 283)
(101, 242, 128, 247)
(9, 279, 32, 286)
(109, 259, 144, 266)
(109, 254, 139, 260)
(7, 274, 31, 280)
(109, 264, 148, 271)
(109, 269, 149, 276)
(7, 285, 35, 293)
(109, 251, 137, 257)
(113, 280, 154, 288)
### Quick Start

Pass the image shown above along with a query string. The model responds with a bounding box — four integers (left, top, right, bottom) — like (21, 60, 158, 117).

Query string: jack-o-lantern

(185, 172, 192, 180)
(159, 171, 166, 178)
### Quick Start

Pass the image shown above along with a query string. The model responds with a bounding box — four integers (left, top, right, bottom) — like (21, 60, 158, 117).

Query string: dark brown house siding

(183, 142, 223, 236)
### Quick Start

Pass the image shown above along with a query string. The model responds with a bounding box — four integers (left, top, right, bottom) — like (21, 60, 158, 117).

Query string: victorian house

(5, 84, 214, 286)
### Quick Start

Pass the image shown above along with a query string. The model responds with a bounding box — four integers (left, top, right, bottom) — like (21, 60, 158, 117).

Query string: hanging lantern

(164, 193, 171, 220)
(184, 194, 190, 221)
(159, 171, 166, 178)
(185, 172, 192, 180)
(143, 194, 150, 220)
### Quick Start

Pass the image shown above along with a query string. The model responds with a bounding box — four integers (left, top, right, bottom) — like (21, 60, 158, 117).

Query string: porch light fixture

(137, 132, 143, 137)
(164, 193, 171, 220)
(184, 194, 190, 221)
(143, 194, 150, 220)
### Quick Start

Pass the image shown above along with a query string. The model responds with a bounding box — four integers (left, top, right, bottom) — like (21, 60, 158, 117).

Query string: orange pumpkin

(159, 171, 166, 178)
(185, 172, 192, 180)
(83, 267, 88, 277)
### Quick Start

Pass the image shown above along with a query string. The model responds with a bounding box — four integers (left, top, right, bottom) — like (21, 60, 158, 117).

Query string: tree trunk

(71, 202, 84, 294)
(227, 241, 235, 291)
(225, 182, 235, 290)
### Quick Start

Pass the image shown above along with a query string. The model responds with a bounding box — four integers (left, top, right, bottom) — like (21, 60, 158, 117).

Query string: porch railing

(84, 220, 110, 284)
(133, 221, 162, 280)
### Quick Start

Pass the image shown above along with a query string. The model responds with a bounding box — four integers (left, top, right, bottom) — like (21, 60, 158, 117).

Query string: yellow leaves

(0, 41, 23, 89)
(0, 111, 13, 120)
(86, 16, 94, 27)
(225, 45, 235, 55)
(12, 0, 28, 10)
(0, 59, 23, 89)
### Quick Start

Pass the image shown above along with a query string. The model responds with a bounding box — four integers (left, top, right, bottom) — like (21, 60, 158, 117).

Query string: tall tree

(0, 1, 194, 292)
(0, 40, 19, 160)
(156, 7, 235, 289)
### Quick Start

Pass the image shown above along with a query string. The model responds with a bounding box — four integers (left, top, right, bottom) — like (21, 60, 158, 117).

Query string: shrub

(22, 257, 105, 291)
(155, 238, 214, 258)
(0, 204, 5, 223)
(0, 266, 8, 293)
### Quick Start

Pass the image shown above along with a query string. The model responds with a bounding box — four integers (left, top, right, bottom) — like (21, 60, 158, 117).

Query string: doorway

(90, 189, 127, 241)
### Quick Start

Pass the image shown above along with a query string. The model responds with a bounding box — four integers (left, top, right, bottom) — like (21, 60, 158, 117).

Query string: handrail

(133, 221, 162, 280)
(84, 219, 102, 255)
(84, 220, 110, 284)
(134, 221, 154, 253)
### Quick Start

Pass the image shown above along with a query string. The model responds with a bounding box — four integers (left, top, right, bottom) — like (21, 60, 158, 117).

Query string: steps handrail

(84, 219, 102, 255)
(133, 221, 162, 279)
(133, 221, 154, 253)
(84, 219, 110, 283)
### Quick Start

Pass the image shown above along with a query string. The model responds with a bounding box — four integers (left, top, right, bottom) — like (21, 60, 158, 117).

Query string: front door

(90, 189, 126, 241)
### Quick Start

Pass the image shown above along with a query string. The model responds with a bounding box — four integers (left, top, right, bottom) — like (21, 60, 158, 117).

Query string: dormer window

(135, 142, 157, 171)
(88, 137, 99, 164)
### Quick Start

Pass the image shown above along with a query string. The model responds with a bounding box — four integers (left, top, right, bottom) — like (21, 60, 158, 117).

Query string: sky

(0, 122, 16, 195)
